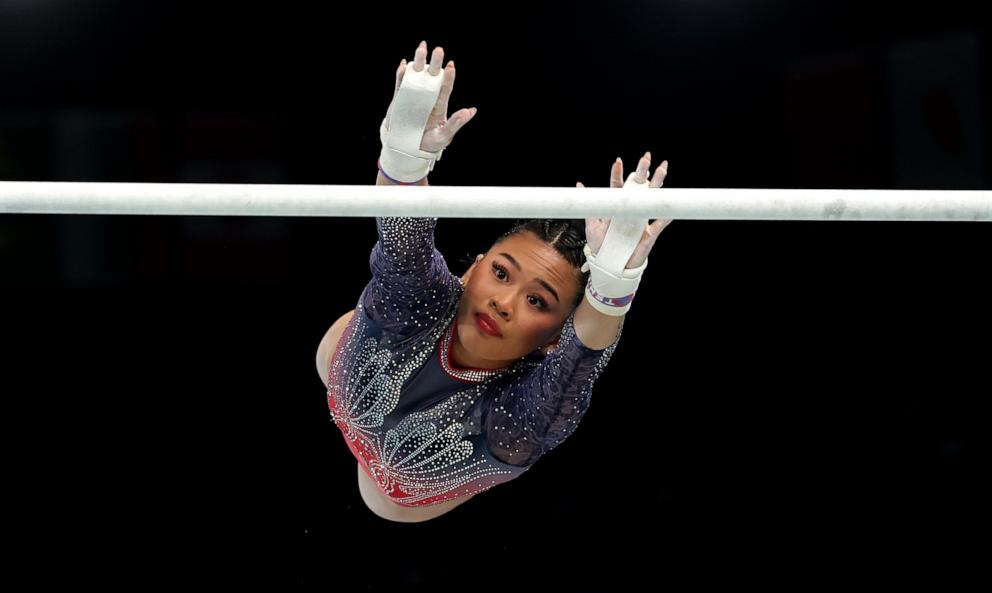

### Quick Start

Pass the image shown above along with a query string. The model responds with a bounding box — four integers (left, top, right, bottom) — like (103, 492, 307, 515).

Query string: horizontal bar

(0, 181, 989, 221)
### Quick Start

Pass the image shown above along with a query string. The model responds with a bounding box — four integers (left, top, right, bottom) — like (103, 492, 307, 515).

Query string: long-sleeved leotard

(325, 216, 623, 507)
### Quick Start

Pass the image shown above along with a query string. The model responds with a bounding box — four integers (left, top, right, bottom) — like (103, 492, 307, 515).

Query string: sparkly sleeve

(484, 311, 624, 467)
(359, 217, 459, 341)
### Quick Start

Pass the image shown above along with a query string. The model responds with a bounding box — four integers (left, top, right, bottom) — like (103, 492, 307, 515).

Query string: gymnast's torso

(319, 216, 622, 521)
(320, 309, 480, 523)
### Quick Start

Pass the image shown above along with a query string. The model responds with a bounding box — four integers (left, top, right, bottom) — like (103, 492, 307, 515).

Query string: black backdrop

(1, 0, 988, 587)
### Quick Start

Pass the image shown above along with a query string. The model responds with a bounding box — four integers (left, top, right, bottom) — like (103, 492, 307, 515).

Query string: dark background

(1, 0, 987, 587)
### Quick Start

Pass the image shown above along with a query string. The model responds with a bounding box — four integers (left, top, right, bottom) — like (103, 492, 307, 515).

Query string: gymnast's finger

(650, 160, 668, 189)
(635, 151, 650, 183)
(437, 61, 456, 112)
(395, 59, 407, 94)
(611, 158, 623, 188)
(413, 40, 428, 72)
(429, 45, 444, 76)
(439, 107, 476, 142)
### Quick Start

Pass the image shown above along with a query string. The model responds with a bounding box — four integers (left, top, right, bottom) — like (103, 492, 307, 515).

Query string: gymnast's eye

(492, 262, 549, 310)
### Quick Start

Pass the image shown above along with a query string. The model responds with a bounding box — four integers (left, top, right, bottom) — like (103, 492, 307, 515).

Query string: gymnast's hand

(384, 41, 478, 154)
(577, 152, 672, 269)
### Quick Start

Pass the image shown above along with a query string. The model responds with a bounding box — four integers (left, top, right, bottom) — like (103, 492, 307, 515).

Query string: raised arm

(486, 154, 673, 467)
(358, 41, 477, 339)
(573, 153, 670, 349)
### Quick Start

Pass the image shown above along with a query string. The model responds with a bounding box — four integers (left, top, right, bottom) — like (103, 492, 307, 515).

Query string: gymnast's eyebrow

(498, 252, 560, 304)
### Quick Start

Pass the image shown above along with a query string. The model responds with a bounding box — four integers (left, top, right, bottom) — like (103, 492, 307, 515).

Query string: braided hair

(458, 219, 589, 311)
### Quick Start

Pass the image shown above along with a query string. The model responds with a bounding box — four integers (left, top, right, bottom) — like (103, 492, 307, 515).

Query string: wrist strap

(580, 171, 652, 316)
(377, 159, 427, 185)
(582, 243, 647, 316)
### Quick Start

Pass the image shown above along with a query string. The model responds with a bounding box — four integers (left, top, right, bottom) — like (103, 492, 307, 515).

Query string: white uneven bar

(0, 181, 989, 221)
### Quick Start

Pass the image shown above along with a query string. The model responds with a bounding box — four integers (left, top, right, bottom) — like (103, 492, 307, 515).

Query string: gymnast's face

(451, 231, 581, 370)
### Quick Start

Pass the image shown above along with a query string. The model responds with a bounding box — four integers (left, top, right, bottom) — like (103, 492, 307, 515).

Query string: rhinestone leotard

(325, 217, 623, 507)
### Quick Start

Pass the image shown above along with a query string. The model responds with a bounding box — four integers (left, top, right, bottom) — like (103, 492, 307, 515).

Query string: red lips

(475, 313, 502, 337)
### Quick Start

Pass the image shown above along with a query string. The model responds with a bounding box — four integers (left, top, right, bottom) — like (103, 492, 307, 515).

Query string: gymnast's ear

(460, 253, 484, 286)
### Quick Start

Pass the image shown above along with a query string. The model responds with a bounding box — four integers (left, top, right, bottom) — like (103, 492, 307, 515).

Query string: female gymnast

(315, 41, 671, 523)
